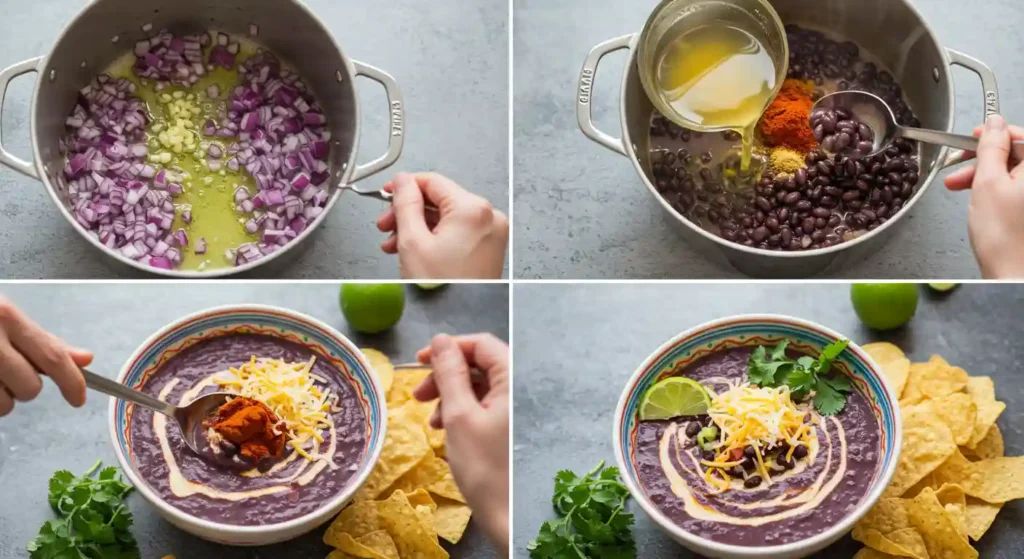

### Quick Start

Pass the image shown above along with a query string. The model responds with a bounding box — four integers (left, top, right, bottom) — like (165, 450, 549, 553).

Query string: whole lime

(850, 283, 919, 330)
(340, 284, 406, 333)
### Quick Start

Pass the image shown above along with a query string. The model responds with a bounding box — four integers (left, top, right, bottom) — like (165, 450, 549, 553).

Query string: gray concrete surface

(0, 283, 508, 558)
(0, 0, 508, 279)
(513, 0, 1024, 279)
(513, 283, 1024, 557)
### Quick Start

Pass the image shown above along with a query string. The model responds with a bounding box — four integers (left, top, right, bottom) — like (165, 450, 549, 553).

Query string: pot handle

(0, 56, 43, 180)
(349, 60, 405, 183)
(577, 34, 634, 157)
(940, 49, 999, 169)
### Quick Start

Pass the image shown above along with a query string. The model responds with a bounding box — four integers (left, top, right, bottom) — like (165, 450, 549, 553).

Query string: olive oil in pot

(653, 24, 776, 170)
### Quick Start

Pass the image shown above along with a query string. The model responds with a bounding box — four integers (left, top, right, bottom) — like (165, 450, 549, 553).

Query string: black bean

(848, 200, 863, 210)
(743, 446, 756, 458)
(835, 108, 852, 120)
(701, 150, 713, 164)
(778, 207, 790, 222)
(793, 445, 809, 459)
(685, 422, 701, 438)
(795, 168, 808, 186)
(824, 186, 843, 197)
(857, 141, 874, 154)
(784, 191, 802, 205)
(842, 190, 861, 201)
(827, 214, 841, 227)
(845, 159, 857, 177)
(702, 450, 716, 461)
(887, 172, 903, 185)
(781, 228, 793, 246)
(813, 124, 825, 141)
(821, 136, 837, 153)
(861, 209, 877, 223)
(836, 132, 852, 151)
(795, 200, 813, 211)
(744, 475, 762, 488)
(700, 168, 713, 183)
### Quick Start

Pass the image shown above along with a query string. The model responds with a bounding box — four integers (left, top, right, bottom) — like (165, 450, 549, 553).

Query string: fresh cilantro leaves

(528, 461, 636, 558)
(28, 461, 139, 559)
(747, 339, 853, 416)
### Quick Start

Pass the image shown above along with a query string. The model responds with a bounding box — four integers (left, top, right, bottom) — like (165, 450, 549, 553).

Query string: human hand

(376, 172, 509, 279)
(0, 297, 93, 417)
(944, 115, 1024, 278)
(412, 333, 509, 555)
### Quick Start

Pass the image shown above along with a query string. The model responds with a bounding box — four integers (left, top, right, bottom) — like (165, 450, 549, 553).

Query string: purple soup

(633, 347, 881, 546)
(128, 334, 367, 525)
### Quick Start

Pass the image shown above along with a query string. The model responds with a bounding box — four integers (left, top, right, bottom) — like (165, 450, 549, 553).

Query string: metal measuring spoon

(811, 90, 1024, 159)
(81, 368, 231, 456)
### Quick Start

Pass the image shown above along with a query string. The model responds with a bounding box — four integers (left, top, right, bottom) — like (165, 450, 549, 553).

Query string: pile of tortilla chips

(852, 343, 1021, 559)
(322, 349, 472, 559)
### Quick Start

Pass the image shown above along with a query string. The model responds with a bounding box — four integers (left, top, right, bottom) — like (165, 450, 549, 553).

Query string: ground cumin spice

(760, 79, 818, 153)
(211, 397, 286, 462)
(769, 147, 806, 175)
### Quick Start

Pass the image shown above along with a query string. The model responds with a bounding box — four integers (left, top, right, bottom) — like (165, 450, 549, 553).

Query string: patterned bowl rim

(611, 314, 903, 557)
(106, 303, 388, 537)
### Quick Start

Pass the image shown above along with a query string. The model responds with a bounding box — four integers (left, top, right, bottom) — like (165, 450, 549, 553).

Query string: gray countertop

(512, 283, 1024, 558)
(0, 283, 508, 558)
(512, 0, 1024, 279)
(0, 0, 508, 279)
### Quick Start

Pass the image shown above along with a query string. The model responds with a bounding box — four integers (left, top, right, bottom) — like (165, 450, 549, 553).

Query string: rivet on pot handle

(577, 34, 634, 157)
(350, 61, 405, 183)
(940, 49, 999, 169)
(0, 56, 43, 180)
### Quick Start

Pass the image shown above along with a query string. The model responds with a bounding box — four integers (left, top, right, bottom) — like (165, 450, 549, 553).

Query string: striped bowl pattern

(612, 314, 902, 559)
(107, 304, 387, 546)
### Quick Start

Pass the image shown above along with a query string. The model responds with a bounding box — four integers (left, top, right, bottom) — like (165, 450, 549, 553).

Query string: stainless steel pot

(0, 0, 404, 277)
(577, 0, 998, 278)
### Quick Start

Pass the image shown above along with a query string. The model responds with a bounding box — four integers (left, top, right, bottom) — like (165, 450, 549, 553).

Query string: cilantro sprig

(528, 461, 636, 558)
(27, 461, 139, 559)
(747, 339, 852, 416)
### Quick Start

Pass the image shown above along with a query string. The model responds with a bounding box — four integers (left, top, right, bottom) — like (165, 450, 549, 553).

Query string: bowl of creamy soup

(108, 304, 386, 545)
(613, 314, 901, 559)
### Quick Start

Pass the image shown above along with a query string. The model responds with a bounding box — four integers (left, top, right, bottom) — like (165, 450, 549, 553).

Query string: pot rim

(107, 303, 388, 541)
(29, 0, 363, 278)
(618, 0, 956, 263)
(611, 313, 903, 558)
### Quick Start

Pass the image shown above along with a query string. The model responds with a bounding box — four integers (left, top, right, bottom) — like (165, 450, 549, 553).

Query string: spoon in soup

(80, 367, 232, 456)
(810, 90, 1024, 160)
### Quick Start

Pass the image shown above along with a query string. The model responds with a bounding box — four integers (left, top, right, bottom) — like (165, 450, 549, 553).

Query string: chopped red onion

(195, 237, 207, 254)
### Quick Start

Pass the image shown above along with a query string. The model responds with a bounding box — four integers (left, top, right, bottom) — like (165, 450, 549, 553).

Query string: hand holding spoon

(81, 367, 231, 456)
(810, 90, 1024, 161)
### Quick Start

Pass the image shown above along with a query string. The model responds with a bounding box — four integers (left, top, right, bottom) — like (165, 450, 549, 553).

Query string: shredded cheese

(699, 382, 813, 487)
(214, 356, 335, 464)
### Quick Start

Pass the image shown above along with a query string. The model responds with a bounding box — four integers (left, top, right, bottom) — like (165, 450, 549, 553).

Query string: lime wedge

(639, 377, 711, 420)
(928, 283, 958, 292)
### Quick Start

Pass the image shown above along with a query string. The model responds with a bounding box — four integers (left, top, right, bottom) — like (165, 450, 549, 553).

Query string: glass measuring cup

(636, 0, 789, 133)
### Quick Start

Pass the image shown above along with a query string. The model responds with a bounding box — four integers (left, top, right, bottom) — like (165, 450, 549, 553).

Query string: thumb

(429, 334, 481, 425)
(69, 348, 94, 366)
(391, 172, 431, 241)
(974, 114, 1011, 187)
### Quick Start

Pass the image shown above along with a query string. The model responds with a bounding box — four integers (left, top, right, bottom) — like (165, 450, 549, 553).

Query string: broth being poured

(653, 24, 776, 170)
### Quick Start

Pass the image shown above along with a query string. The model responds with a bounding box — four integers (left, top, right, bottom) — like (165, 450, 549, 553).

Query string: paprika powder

(759, 79, 818, 153)
(211, 397, 286, 462)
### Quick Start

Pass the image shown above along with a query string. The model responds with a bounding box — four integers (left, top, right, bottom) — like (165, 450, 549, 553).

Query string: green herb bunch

(747, 338, 853, 416)
(27, 461, 140, 559)
(528, 461, 636, 558)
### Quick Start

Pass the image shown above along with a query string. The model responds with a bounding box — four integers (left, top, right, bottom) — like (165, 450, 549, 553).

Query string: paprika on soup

(759, 79, 818, 153)
(211, 397, 286, 462)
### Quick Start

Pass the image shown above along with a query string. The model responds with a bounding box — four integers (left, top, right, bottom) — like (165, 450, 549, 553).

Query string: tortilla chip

(883, 406, 956, 497)
(377, 491, 448, 559)
(965, 497, 1003, 541)
(325, 501, 383, 545)
(385, 452, 466, 504)
(414, 505, 439, 543)
(902, 473, 938, 499)
(401, 399, 446, 450)
(855, 528, 928, 559)
(327, 551, 357, 559)
(855, 498, 912, 537)
(863, 342, 911, 398)
(964, 377, 1006, 448)
(903, 355, 969, 401)
(935, 484, 968, 540)
(433, 496, 473, 544)
(361, 348, 395, 395)
(964, 424, 1004, 461)
(919, 393, 977, 446)
(931, 449, 1024, 503)
(388, 367, 433, 407)
(906, 487, 978, 559)
(853, 550, 900, 559)
(335, 530, 400, 559)
(405, 488, 437, 511)
(355, 407, 432, 502)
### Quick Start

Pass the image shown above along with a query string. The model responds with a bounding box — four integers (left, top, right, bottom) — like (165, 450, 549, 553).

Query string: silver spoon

(81, 368, 232, 456)
(344, 185, 439, 214)
(811, 90, 1024, 160)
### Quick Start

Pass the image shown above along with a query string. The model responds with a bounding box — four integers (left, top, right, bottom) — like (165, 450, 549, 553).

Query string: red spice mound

(211, 397, 286, 462)
(760, 79, 818, 154)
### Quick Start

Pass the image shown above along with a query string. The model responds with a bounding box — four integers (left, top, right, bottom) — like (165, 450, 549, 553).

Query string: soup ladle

(811, 90, 1024, 161)
(81, 367, 231, 456)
